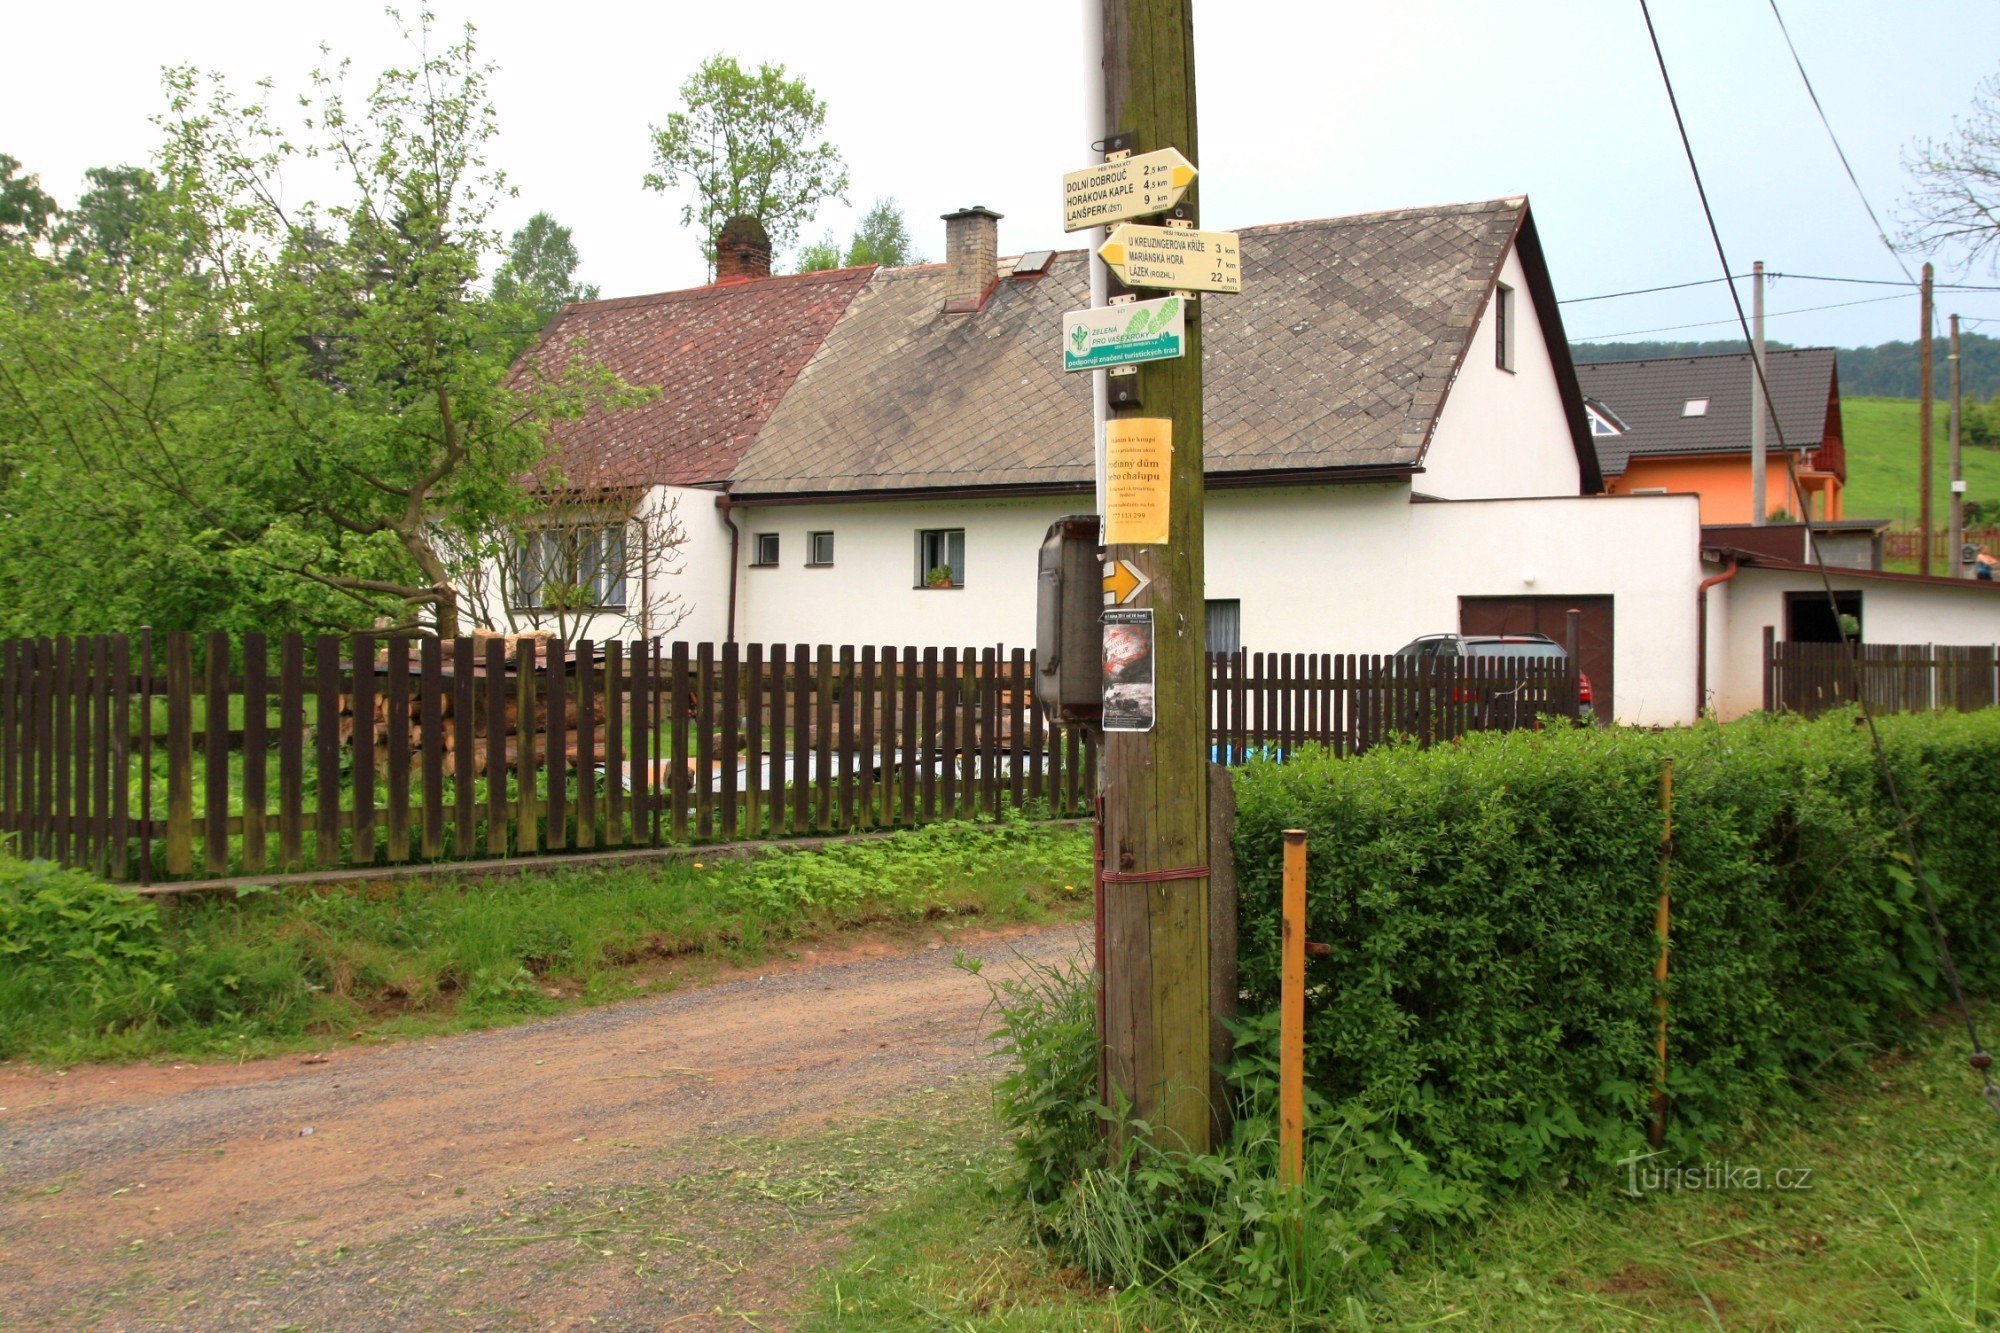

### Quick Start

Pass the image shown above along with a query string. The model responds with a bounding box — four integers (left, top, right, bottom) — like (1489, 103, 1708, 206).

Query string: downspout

(1695, 554, 1740, 718)
(715, 493, 741, 644)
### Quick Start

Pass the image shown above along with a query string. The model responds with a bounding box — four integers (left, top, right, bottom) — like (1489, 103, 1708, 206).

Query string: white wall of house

(727, 484, 1705, 725)
(467, 483, 736, 644)
(1710, 568, 2000, 717)
(1417, 244, 1584, 502)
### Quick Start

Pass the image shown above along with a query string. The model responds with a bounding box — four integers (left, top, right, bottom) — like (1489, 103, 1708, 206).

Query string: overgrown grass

(0, 814, 1091, 1066)
(810, 1005, 2000, 1329)
(1843, 394, 2000, 530)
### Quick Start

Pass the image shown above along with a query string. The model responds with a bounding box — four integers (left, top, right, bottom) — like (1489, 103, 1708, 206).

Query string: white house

(497, 199, 2000, 727)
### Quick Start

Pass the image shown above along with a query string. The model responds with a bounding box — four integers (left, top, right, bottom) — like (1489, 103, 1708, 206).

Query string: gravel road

(0, 922, 1087, 1330)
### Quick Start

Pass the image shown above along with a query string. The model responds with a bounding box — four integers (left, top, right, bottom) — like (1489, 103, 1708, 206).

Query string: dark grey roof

(1574, 348, 1838, 478)
(730, 198, 1545, 496)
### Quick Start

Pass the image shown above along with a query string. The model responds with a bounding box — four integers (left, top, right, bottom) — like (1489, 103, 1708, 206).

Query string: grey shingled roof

(730, 198, 1535, 496)
(1575, 348, 1839, 478)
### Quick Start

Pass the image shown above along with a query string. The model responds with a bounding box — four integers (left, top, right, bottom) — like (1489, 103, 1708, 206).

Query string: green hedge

(1231, 709, 2000, 1187)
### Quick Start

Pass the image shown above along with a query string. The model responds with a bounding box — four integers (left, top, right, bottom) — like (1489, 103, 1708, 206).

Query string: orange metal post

(1280, 828, 1307, 1189)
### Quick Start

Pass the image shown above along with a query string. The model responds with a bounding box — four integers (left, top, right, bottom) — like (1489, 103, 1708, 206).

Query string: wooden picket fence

(1206, 649, 1580, 762)
(1764, 636, 2000, 717)
(0, 635, 1581, 886)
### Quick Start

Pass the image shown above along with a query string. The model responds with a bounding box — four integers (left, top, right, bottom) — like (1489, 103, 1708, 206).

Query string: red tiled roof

(517, 266, 874, 490)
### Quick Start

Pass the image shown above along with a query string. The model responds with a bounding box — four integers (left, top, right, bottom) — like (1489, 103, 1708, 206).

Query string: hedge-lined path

(0, 921, 1086, 1330)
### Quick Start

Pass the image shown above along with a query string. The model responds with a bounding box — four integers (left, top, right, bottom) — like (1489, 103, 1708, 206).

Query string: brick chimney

(941, 205, 1002, 312)
(714, 215, 772, 282)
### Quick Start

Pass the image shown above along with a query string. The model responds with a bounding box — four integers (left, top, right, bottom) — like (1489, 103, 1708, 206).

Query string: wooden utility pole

(1097, 0, 1212, 1153)
(1750, 261, 1767, 526)
(1950, 312, 1965, 577)
(1920, 262, 1936, 575)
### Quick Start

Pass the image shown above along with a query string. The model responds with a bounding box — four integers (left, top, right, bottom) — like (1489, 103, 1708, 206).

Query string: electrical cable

(1559, 274, 1748, 305)
(1764, 0, 1920, 284)
(1562, 272, 2000, 307)
(1573, 292, 1910, 341)
(1637, 0, 1999, 1117)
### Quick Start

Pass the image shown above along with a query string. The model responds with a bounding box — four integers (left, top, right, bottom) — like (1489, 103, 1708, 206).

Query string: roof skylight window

(1682, 398, 1710, 417)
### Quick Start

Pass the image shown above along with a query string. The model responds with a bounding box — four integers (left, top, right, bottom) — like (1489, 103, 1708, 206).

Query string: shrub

(1230, 708, 2000, 1187)
(990, 710, 2000, 1314)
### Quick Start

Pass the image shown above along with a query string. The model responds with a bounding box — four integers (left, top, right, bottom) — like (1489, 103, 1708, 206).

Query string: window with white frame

(1494, 282, 1515, 371)
(514, 523, 628, 611)
(751, 532, 780, 566)
(807, 530, 835, 566)
(916, 528, 965, 587)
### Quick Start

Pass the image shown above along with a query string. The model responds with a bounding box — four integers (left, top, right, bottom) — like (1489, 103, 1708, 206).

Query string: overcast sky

(8, 1, 2000, 349)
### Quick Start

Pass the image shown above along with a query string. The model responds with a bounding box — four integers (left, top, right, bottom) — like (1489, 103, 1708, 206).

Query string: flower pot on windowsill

(923, 567, 957, 590)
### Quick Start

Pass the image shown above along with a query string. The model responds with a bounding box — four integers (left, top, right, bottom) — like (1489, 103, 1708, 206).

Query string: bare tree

(449, 489, 690, 643)
(1905, 70, 2000, 270)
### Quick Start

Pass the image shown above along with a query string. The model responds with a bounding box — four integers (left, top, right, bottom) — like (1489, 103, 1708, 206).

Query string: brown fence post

(138, 628, 153, 884)
(386, 635, 412, 863)
(163, 631, 194, 877)
(575, 640, 597, 851)
(514, 637, 537, 855)
(278, 634, 307, 869)
(243, 634, 268, 874)
(110, 635, 131, 880)
(545, 638, 567, 854)
(1762, 625, 1776, 712)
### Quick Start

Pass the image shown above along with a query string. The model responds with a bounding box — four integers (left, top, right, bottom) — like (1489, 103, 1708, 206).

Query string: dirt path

(0, 923, 1087, 1330)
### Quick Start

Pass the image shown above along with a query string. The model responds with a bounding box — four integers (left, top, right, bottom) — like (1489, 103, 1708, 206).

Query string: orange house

(1575, 349, 1844, 524)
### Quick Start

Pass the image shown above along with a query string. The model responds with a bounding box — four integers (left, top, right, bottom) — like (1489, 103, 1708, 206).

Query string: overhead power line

(1636, 0, 1996, 1117)
(1572, 291, 1910, 341)
(1559, 270, 2000, 306)
(1764, 0, 1919, 283)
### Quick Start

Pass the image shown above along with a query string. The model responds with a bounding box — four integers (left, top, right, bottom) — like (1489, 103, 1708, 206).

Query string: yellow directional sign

(1062, 148, 1198, 232)
(1098, 224, 1241, 294)
(1102, 557, 1153, 606)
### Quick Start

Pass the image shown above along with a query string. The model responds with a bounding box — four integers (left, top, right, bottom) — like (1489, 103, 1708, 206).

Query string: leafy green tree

(491, 210, 599, 334)
(54, 165, 157, 270)
(0, 15, 642, 637)
(0, 154, 57, 245)
(793, 199, 920, 274)
(643, 54, 848, 272)
(795, 228, 843, 273)
(844, 197, 920, 268)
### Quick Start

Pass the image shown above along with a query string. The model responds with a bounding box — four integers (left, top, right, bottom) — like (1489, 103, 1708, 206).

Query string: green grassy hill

(1840, 396, 2000, 529)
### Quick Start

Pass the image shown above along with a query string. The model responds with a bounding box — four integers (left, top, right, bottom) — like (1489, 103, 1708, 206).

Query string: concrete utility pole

(1750, 260, 1767, 526)
(1097, 0, 1212, 1153)
(1950, 312, 1965, 576)
(1920, 262, 1936, 575)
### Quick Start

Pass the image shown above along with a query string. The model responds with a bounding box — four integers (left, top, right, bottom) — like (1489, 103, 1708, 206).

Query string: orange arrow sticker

(1102, 557, 1153, 606)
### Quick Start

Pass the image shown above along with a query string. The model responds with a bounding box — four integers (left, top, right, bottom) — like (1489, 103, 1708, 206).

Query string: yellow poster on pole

(1103, 418, 1172, 544)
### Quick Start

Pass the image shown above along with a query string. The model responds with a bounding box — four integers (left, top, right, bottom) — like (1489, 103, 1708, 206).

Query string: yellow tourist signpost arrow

(1102, 557, 1153, 606)
(1098, 223, 1242, 293)
(1062, 147, 1198, 232)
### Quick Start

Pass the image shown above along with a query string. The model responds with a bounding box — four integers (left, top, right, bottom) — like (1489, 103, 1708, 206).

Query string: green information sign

(1062, 296, 1187, 373)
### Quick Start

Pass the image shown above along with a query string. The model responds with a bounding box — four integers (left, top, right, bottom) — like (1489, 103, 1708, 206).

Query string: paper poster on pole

(1103, 418, 1171, 544)
(1101, 608, 1155, 733)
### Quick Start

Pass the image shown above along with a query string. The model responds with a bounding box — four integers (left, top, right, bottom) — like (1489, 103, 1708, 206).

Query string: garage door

(1459, 595, 1615, 719)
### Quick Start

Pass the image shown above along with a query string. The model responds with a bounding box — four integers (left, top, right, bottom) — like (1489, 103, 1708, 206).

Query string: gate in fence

(0, 634, 1578, 884)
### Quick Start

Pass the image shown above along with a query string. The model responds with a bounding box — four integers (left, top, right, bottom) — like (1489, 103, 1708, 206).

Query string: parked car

(1393, 632, 1594, 724)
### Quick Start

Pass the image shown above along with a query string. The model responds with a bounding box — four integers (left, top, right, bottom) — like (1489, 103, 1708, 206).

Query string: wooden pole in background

(1920, 262, 1936, 575)
(1950, 312, 1964, 577)
(1649, 758, 1674, 1150)
(1280, 828, 1306, 1187)
(1098, 0, 1213, 1153)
